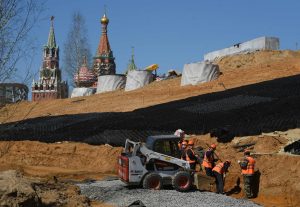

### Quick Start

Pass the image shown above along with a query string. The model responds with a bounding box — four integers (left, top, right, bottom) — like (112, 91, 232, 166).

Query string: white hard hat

(174, 129, 185, 137)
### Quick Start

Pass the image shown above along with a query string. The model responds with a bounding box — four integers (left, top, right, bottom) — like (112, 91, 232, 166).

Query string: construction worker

(175, 129, 185, 150)
(212, 161, 231, 194)
(180, 141, 188, 160)
(185, 140, 197, 170)
(202, 143, 218, 177)
(238, 149, 256, 198)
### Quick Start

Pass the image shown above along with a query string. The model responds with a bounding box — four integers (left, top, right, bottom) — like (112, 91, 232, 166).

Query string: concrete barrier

(204, 36, 280, 61)
(71, 88, 95, 98)
(96, 75, 126, 94)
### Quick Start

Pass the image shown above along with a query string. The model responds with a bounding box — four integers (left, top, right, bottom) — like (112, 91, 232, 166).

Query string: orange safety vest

(202, 150, 214, 168)
(186, 148, 196, 164)
(242, 156, 255, 175)
(212, 162, 224, 174)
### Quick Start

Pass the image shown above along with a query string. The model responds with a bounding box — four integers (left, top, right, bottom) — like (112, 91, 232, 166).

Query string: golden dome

(100, 14, 109, 24)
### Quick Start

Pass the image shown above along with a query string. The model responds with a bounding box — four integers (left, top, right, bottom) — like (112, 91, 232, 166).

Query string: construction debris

(0, 170, 90, 207)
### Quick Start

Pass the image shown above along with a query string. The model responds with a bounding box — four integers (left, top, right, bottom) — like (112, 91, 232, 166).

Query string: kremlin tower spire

(47, 16, 56, 48)
(125, 47, 137, 74)
(93, 8, 116, 76)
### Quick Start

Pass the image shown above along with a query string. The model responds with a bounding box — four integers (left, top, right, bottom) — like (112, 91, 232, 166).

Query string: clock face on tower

(42, 69, 52, 79)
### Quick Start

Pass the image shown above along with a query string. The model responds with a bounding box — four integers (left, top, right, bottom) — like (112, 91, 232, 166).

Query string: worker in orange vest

(186, 140, 197, 170)
(202, 143, 217, 176)
(238, 149, 256, 198)
(180, 141, 188, 160)
(212, 160, 231, 194)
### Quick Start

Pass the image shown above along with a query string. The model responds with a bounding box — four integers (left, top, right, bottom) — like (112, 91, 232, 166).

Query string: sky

(19, 0, 300, 86)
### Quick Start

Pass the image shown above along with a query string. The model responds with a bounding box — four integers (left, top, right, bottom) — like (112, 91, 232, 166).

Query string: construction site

(0, 50, 299, 206)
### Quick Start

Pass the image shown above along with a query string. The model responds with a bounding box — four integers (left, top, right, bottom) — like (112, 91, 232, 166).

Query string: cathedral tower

(93, 11, 116, 76)
(32, 17, 68, 101)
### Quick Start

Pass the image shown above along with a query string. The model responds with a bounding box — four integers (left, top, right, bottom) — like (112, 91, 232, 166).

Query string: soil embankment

(0, 141, 122, 180)
(1, 51, 300, 146)
(1, 50, 300, 124)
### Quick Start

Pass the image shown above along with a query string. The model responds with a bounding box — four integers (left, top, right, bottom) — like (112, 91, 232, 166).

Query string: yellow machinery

(144, 64, 159, 76)
(145, 64, 159, 71)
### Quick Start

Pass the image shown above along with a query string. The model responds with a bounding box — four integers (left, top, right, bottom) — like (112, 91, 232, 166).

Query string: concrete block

(71, 87, 95, 98)
(204, 36, 280, 61)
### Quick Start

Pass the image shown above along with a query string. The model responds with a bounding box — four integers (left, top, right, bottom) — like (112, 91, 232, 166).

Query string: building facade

(32, 17, 68, 101)
(93, 13, 116, 76)
(0, 83, 28, 105)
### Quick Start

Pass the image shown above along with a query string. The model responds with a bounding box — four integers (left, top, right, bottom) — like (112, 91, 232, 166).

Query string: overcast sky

(20, 0, 300, 84)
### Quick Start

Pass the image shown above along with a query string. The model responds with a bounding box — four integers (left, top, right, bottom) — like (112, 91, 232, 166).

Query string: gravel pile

(78, 180, 261, 207)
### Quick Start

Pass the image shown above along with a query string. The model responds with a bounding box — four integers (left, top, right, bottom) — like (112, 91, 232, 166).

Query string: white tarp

(181, 62, 220, 86)
(96, 75, 126, 94)
(125, 70, 153, 91)
(71, 87, 95, 98)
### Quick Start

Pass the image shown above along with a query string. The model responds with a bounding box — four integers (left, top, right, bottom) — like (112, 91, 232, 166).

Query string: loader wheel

(172, 171, 192, 192)
(142, 173, 163, 190)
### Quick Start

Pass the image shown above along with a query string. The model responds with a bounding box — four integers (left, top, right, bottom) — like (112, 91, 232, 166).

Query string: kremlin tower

(93, 12, 116, 76)
(32, 17, 68, 101)
(125, 47, 137, 74)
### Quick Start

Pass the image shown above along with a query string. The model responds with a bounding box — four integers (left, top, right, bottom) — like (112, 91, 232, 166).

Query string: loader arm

(139, 144, 190, 170)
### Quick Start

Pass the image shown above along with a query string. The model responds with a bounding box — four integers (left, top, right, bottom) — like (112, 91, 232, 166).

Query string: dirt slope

(1, 50, 300, 124)
(0, 141, 122, 180)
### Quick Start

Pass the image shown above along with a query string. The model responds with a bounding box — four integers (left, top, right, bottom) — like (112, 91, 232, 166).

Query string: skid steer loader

(118, 135, 193, 191)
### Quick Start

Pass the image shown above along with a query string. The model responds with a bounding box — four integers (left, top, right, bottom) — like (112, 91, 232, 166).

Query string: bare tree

(63, 11, 92, 86)
(0, 0, 44, 83)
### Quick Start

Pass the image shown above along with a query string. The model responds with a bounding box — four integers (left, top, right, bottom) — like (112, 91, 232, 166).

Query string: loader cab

(146, 135, 181, 158)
